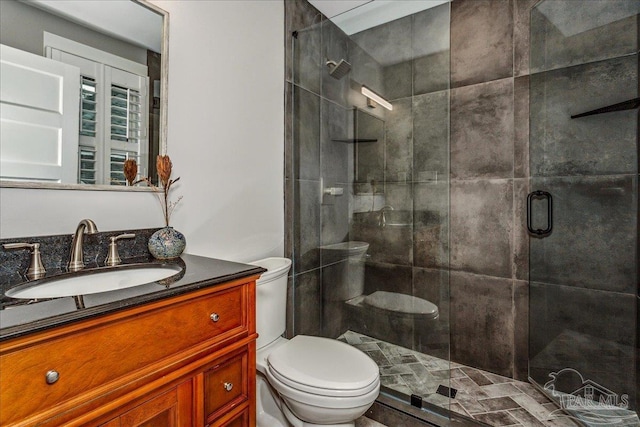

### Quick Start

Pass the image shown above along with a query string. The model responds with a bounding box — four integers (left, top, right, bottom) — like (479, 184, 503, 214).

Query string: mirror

(0, 0, 168, 190)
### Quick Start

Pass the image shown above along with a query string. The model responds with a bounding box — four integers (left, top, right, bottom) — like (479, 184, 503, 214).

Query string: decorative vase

(148, 227, 186, 259)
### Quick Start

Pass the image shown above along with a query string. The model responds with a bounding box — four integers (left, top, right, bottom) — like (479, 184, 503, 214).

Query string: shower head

(326, 59, 351, 80)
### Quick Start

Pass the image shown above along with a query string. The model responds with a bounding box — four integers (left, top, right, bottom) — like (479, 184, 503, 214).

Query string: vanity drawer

(0, 284, 247, 425)
(203, 349, 248, 423)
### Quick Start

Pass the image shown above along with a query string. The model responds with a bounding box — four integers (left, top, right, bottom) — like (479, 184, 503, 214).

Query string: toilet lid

(364, 291, 439, 318)
(319, 241, 370, 256)
(267, 335, 379, 394)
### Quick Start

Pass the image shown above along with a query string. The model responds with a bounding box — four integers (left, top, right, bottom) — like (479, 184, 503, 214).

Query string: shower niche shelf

(571, 97, 640, 119)
(332, 138, 378, 143)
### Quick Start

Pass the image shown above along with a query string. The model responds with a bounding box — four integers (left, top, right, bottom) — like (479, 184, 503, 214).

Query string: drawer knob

(45, 370, 60, 385)
(210, 313, 220, 322)
(224, 382, 233, 392)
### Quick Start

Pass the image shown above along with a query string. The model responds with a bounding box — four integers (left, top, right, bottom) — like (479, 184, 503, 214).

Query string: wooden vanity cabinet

(0, 275, 259, 427)
(100, 381, 193, 427)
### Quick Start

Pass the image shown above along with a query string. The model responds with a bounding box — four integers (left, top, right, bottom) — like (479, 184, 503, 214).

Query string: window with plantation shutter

(108, 84, 143, 185)
(79, 146, 97, 185)
(78, 76, 98, 184)
(80, 76, 97, 137)
(45, 34, 149, 186)
(111, 85, 142, 143)
(105, 66, 148, 185)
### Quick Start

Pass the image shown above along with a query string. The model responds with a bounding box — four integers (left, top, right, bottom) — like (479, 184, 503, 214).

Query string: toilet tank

(320, 241, 369, 302)
(250, 257, 292, 349)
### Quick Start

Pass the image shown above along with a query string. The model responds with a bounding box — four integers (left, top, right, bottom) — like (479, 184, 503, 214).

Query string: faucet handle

(3, 242, 46, 280)
(105, 234, 135, 266)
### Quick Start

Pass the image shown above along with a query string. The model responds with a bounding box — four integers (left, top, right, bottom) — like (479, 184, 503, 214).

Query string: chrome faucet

(68, 219, 98, 271)
(379, 205, 394, 227)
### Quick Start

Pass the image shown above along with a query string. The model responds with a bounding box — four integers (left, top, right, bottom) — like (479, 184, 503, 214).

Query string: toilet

(251, 257, 380, 427)
(320, 242, 440, 346)
(321, 241, 439, 317)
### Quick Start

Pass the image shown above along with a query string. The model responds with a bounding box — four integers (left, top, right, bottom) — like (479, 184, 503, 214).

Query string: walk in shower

(285, 0, 639, 426)
(286, 0, 453, 420)
(528, 1, 639, 426)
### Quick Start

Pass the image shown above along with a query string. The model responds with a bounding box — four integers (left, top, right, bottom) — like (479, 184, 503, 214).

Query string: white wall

(0, 0, 285, 263)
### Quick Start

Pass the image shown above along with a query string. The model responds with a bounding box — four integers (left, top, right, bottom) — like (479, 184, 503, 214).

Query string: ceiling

(23, 0, 163, 52)
(307, 0, 371, 19)
(308, 0, 449, 35)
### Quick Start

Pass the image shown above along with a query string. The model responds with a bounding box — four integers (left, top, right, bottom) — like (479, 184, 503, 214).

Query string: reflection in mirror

(0, 0, 167, 189)
(353, 109, 385, 193)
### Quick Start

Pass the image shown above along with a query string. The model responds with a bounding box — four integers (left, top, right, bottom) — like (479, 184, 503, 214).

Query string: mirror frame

(0, 0, 169, 192)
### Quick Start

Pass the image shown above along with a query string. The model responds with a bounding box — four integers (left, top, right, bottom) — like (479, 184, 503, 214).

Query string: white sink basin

(6, 265, 183, 299)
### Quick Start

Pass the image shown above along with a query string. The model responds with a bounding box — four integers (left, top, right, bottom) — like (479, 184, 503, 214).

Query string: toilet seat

(364, 291, 439, 319)
(268, 366, 379, 398)
(266, 367, 380, 410)
(267, 335, 379, 398)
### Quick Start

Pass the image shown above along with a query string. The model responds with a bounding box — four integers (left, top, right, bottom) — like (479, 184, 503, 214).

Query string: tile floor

(356, 417, 387, 427)
(339, 331, 582, 427)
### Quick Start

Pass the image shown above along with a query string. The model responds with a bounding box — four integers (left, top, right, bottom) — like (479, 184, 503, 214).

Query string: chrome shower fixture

(326, 59, 351, 80)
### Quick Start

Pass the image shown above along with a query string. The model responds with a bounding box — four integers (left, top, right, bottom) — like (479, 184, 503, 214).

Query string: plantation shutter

(47, 40, 148, 186)
(79, 76, 98, 184)
(107, 67, 148, 185)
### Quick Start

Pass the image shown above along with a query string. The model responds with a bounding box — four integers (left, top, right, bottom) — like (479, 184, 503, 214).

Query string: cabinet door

(101, 381, 192, 427)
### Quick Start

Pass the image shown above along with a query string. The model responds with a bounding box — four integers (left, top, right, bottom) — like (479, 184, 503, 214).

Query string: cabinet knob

(223, 382, 233, 392)
(45, 370, 59, 385)
(210, 313, 220, 322)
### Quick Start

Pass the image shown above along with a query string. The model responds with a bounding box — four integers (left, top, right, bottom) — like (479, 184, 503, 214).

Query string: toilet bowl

(320, 242, 440, 350)
(251, 257, 380, 427)
(257, 373, 289, 427)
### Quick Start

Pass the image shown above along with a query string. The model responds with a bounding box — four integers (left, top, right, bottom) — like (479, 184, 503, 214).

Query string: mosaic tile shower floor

(339, 331, 580, 427)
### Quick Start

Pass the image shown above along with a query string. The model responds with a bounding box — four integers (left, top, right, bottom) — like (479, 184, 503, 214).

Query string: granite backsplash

(0, 228, 161, 283)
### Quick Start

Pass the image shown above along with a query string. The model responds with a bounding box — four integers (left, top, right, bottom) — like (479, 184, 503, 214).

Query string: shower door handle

(527, 190, 553, 237)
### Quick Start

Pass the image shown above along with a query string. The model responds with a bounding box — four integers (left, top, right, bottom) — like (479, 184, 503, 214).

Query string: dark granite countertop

(0, 253, 265, 342)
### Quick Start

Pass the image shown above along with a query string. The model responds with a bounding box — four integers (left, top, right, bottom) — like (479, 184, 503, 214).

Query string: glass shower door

(528, 1, 639, 426)
(288, 0, 453, 422)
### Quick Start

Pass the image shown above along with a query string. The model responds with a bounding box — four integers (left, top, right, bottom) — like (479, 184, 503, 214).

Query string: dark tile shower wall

(285, 0, 452, 349)
(339, 0, 538, 379)
(527, 0, 639, 411)
(345, 4, 452, 356)
(285, 0, 532, 380)
(285, 0, 370, 338)
(449, 0, 639, 397)
(448, 0, 536, 380)
(285, 0, 638, 395)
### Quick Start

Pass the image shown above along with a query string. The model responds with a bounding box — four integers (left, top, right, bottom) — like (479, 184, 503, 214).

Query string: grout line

(345, 331, 566, 427)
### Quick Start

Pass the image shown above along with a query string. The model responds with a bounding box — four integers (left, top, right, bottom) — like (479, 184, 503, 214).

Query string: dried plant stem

(136, 177, 181, 227)
(163, 185, 169, 226)
(134, 155, 181, 227)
